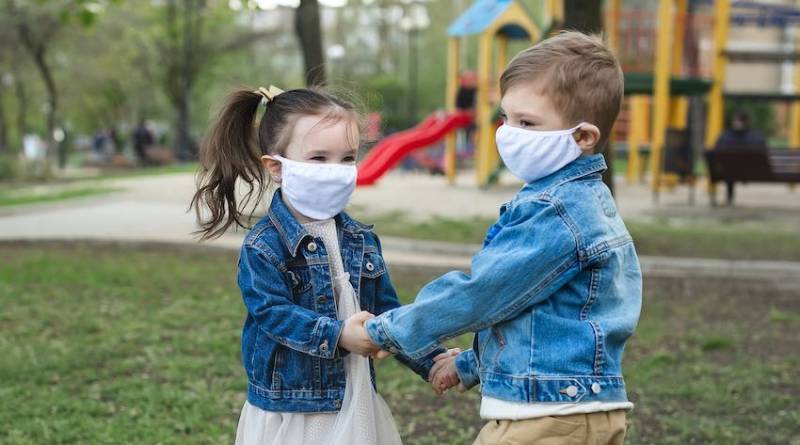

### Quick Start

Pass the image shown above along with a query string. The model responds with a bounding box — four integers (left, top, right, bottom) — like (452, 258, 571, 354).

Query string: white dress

(235, 219, 403, 445)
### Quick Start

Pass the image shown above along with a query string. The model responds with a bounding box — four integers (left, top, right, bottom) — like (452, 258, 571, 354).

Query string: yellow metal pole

(476, 32, 493, 186)
(650, 0, 674, 191)
(548, 0, 564, 25)
(497, 35, 508, 76)
(488, 35, 508, 172)
(626, 95, 647, 184)
(790, 28, 800, 148)
(607, 0, 622, 54)
(445, 37, 460, 185)
(705, 0, 731, 148)
(669, 0, 689, 130)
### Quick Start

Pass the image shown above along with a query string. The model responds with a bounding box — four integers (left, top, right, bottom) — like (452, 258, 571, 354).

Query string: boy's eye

(342, 156, 356, 163)
(310, 156, 326, 162)
(519, 120, 533, 128)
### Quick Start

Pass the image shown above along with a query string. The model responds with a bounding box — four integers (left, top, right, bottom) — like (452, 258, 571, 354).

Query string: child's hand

(339, 311, 384, 357)
(428, 348, 464, 396)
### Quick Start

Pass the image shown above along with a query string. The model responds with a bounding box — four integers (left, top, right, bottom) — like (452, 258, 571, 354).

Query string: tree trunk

(17, 21, 59, 164)
(14, 68, 28, 141)
(175, 0, 198, 161)
(295, 0, 326, 86)
(563, 0, 603, 33)
(563, 0, 615, 195)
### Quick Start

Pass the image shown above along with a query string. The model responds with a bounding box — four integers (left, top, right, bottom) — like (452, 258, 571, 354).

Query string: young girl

(191, 86, 447, 445)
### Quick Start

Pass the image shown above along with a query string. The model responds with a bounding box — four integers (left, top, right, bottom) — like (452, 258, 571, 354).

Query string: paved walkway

(1, 169, 798, 281)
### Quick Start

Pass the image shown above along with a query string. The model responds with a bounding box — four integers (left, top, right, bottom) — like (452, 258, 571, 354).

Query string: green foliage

(0, 155, 17, 181)
(724, 99, 777, 137)
(0, 185, 116, 207)
(364, 75, 409, 131)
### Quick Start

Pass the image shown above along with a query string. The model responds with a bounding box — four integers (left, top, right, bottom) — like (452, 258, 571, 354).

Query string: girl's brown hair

(190, 87, 359, 240)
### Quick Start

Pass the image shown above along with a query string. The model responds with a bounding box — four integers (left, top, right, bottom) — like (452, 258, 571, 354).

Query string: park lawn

(80, 163, 200, 182)
(0, 185, 118, 207)
(360, 211, 800, 262)
(1, 243, 798, 444)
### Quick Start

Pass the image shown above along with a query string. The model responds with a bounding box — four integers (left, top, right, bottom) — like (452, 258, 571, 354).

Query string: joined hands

(429, 348, 465, 396)
(339, 311, 391, 359)
(339, 313, 463, 396)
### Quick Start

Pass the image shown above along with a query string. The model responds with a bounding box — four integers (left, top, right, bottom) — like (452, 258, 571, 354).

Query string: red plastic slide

(357, 110, 474, 186)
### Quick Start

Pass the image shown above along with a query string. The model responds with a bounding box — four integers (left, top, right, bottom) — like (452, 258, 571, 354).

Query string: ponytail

(191, 89, 264, 240)
(191, 86, 362, 240)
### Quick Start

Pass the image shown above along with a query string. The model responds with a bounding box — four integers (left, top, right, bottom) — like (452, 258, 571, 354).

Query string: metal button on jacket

(591, 383, 602, 394)
(565, 385, 578, 397)
(307, 241, 317, 252)
(365, 261, 375, 272)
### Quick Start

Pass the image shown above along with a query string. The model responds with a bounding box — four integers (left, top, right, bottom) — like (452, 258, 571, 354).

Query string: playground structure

(358, 0, 800, 191)
(358, 0, 546, 187)
(612, 0, 800, 193)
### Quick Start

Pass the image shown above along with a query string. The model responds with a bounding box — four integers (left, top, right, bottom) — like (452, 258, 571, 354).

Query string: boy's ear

(573, 124, 601, 153)
(261, 155, 282, 183)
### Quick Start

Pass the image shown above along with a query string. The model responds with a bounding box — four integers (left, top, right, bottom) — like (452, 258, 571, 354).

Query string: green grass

(80, 163, 199, 181)
(0, 186, 118, 207)
(1, 243, 798, 444)
(361, 212, 800, 262)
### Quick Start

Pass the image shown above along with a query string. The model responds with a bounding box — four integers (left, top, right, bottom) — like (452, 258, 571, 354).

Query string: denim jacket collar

(521, 154, 607, 195)
(267, 189, 373, 256)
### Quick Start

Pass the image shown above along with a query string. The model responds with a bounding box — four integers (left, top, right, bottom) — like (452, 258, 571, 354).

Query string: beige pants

(473, 410, 626, 445)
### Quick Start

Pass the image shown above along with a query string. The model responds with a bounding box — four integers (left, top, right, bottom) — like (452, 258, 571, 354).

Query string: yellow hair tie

(254, 85, 285, 105)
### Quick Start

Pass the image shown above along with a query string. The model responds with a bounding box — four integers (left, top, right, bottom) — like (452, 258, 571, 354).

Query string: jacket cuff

(364, 315, 402, 354)
(396, 345, 448, 381)
(314, 317, 345, 359)
(455, 348, 481, 389)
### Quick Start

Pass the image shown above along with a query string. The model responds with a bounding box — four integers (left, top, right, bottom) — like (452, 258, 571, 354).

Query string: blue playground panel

(447, 0, 532, 38)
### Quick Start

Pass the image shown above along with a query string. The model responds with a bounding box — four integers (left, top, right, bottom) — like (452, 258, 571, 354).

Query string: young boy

(359, 31, 642, 445)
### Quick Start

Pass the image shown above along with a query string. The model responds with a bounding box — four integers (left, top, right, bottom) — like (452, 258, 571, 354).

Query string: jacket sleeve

(238, 243, 344, 359)
(371, 235, 447, 381)
(364, 199, 580, 360)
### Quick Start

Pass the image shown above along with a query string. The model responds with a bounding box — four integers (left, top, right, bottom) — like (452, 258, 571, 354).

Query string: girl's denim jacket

(366, 155, 642, 405)
(238, 191, 444, 413)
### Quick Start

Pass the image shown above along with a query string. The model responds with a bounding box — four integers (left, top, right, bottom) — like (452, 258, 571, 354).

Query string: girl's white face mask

(495, 124, 585, 183)
(273, 155, 357, 220)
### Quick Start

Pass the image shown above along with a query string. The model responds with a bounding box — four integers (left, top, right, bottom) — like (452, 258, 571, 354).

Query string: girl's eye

(310, 156, 326, 162)
(519, 120, 533, 128)
(342, 156, 356, 163)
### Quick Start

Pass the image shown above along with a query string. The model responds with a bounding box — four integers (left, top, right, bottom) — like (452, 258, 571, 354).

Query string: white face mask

(273, 155, 357, 220)
(495, 124, 585, 183)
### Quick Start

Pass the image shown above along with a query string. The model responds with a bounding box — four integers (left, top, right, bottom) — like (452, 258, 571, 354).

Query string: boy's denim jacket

(238, 190, 444, 413)
(366, 155, 642, 405)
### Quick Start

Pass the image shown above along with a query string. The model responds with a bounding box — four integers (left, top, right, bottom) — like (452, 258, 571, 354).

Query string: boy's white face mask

(273, 155, 357, 220)
(495, 124, 585, 183)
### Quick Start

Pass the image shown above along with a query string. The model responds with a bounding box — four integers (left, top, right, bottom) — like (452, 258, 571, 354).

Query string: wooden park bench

(704, 148, 800, 205)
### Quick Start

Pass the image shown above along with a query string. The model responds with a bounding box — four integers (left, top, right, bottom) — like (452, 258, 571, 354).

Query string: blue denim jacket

(238, 190, 444, 413)
(366, 155, 642, 405)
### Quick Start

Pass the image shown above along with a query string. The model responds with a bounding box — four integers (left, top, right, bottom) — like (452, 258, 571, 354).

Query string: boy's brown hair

(500, 31, 624, 149)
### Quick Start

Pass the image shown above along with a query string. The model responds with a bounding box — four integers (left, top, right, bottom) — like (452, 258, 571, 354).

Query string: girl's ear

(573, 123, 601, 153)
(261, 155, 282, 183)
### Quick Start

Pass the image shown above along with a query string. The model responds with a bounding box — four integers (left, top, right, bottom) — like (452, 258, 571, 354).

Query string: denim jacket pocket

(485, 326, 507, 365)
(286, 266, 314, 301)
(271, 347, 321, 394)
